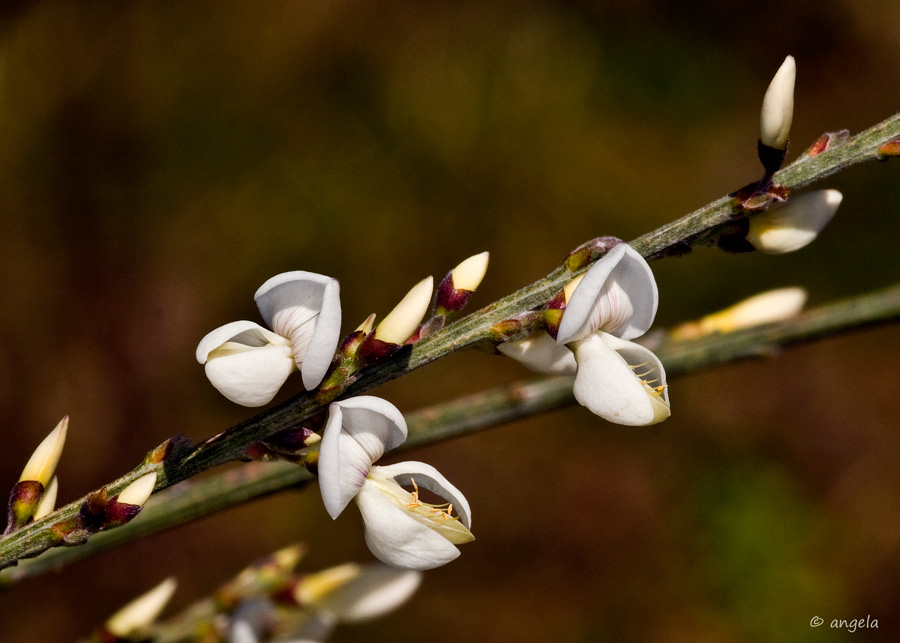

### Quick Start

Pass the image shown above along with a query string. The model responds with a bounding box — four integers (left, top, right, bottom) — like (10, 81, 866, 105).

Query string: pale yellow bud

(699, 287, 807, 334)
(294, 562, 361, 606)
(106, 577, 177, 637)
(563, 274, 585, 303)
(451, 252, 489, 291)
(760, 55, 796, 150)
(33, 476, 58, 521)
(355, 313, 377, 334)
(374, 276, 434, 344)
(117, 471, 157, 507)
(19, 417, 68, 487)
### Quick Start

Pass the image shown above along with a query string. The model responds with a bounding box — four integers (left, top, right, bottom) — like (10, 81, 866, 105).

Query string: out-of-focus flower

(746, 189, 842, 254)
(317, 396, 474, 570)
(105, 577, 177, 639)
(671, 287, 807, 340)
(196, 272, 341, 406)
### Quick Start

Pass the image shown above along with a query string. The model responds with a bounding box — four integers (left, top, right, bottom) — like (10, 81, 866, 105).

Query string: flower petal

(572, 332, 670, 426)
(377, 460, 473, 532)
(254, 271, 342, 388)
(318, 397, 408, 519)
(497, 331, 577, 375)
(310, 563, 423, 624)
(196, 321, 284, 364)
(746, 189, 842, 254)
(355, 479, 463, 570)
(557, 244, 657, 344)
(203, 344, 296, 406)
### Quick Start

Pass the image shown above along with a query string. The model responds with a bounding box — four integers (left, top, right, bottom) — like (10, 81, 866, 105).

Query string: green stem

(0, 112, 898, 572)
(5, 282, 900, 586)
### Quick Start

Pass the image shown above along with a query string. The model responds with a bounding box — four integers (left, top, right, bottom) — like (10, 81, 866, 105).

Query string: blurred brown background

(1, 1, 899, 641)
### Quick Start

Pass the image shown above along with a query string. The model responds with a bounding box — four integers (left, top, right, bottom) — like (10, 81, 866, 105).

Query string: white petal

(377, 461, 473, 531)
(117, 472, 157, 507)
(204, 344, 296, 406)
(254, 272, 342, 388)
(229, 619, 260, 643)
(318, 397, 408, 519)
(572, 333, 670, 426)
(196, 321, 285, 364)
(19, 417, 68, 487)
(451, 251, 490, 292)
(747, 189, 842, 254)
(355, 479, 462, 570)
(310, 563, 423, 623)
(498, 332, 577, 375)
(557, 244, 658, 344)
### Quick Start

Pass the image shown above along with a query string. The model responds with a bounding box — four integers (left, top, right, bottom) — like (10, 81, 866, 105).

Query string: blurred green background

(1, 1, 899, 641)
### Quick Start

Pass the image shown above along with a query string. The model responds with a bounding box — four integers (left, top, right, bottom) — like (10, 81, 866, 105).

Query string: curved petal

(301, 277, 342, 389)
(355, 480, 462, 570)
(254, 272, 342, 387)
(311, 563, 422, 623)
(318, 397, 408, 519)
(203, 344, 296, 406)
(747, 189, 842, 255)
(196, 321, 283, 364)
(377, 461, 472, 531)
(557, 244, 658, 344)
(572, 333, 670, 426)
(497, 331, 577, 375)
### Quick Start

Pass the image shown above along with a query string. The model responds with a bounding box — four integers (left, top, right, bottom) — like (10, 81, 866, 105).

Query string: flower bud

(117, 472, 157, 508)
(105, 577, 177, 638)
(434, 252, 489, 318)
(671, 287, 807, 339)
(374, 276, 434, 345)
(32, 476, 58, 521)
(19, 417, 68, 488)
(760, 55, 796, 151)
(746, 189, 842, 254)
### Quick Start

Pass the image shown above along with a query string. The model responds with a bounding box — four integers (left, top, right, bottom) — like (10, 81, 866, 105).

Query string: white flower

(196, 272, 341, 406)
(105, 577, 177, 639)
(501, 244, 669, 426)
(746, 189, 842, 254)
(318, 396, 474, 570)
(760, 55, 796, 150)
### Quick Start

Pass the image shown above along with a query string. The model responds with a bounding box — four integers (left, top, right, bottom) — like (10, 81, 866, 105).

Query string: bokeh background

(1, 1, 899, 641)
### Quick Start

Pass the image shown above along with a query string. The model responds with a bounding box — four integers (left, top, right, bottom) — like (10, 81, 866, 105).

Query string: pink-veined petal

(254, 272, 342, 387)
(318, 397, 408, 519)
(557, 244, 657, 344)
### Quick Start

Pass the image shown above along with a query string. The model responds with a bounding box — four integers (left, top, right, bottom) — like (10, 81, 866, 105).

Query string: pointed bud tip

(117, 471, 157, 507)
(374, 276, 434, 345)
(19, 417, 69, 487)
(451, 251, 489, 292)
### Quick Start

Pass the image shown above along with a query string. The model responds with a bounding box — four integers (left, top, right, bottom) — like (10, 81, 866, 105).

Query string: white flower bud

(747, 189, 842, 254)
(760, 55, 796, 150)
(19, 417, 68, 488)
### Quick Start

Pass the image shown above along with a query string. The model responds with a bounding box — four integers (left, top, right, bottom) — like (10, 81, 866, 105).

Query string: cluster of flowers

(194, 236, 682, 572)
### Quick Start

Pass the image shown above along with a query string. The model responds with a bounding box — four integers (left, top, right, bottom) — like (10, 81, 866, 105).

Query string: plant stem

(5, 282, 900, 586)
(0, 112, 897, 572)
